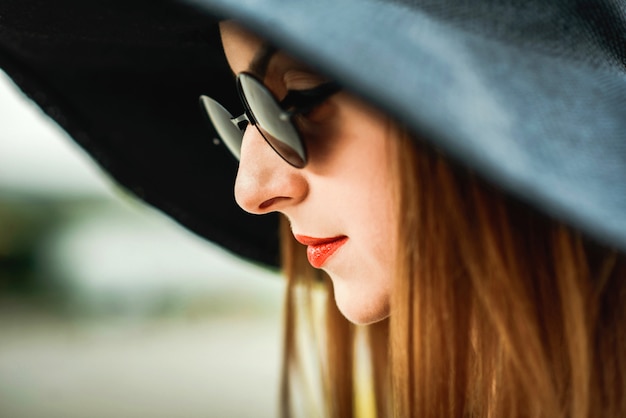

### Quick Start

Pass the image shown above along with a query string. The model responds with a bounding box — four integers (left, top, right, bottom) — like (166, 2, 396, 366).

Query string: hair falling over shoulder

(279, 130, 626, 418)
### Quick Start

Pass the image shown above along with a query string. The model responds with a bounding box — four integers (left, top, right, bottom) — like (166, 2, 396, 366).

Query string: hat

(2, 0, 625, 267)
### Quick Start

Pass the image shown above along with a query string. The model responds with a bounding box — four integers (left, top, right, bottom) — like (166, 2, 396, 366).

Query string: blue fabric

(191, 0, 626, 251)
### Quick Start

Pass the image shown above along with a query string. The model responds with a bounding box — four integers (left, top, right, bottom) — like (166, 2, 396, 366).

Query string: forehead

(219, 21, 267, 75)
(219, 21, 316, 81)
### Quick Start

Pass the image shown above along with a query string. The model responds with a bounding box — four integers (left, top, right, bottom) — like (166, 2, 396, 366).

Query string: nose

(234, 126, 308, 214)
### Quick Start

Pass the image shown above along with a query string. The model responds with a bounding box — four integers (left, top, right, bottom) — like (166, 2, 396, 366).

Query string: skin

(221, 22, 398, 324)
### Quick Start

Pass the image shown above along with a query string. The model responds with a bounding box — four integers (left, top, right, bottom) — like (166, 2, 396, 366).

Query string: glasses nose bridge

(231, 112, 251, 131)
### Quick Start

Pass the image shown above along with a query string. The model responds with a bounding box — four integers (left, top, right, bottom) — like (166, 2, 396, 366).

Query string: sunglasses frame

(201, 72, 340, 168)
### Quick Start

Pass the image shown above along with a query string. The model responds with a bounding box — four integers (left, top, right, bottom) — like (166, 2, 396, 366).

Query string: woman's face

(220, 22, 397, 324)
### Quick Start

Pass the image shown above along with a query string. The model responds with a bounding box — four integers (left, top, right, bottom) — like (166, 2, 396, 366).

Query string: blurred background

(0, 70, 284, 418)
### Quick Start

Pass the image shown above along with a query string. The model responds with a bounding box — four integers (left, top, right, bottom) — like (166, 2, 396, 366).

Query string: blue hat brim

(194, 0, 626, 252)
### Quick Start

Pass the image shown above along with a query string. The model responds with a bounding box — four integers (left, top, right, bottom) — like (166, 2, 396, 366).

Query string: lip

(294, 235, 348, 268)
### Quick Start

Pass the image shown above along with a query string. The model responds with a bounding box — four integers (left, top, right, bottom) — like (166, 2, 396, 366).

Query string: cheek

(332, 101, 398, 258)
(304, 96, 400, 323)
(351, 202, 397, 288)
(330, 117, 399, 323)
(349, 127, 397, 247)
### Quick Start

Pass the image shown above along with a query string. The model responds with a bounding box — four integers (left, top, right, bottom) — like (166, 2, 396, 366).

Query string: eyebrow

(247, 43, 277, 79)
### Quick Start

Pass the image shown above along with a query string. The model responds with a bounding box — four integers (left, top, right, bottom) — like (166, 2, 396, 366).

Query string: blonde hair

(279, 130, 626, 418)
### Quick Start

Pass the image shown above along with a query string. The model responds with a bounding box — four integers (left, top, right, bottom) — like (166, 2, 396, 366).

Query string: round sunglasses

(200, 72, 340, 168)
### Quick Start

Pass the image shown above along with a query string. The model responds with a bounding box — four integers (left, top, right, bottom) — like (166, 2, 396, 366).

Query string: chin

(331, 279, 390, 325)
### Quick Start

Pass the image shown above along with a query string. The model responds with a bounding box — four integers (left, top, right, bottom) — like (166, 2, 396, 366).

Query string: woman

(201, 20, 626, 417)
(2, 0, 625, 416)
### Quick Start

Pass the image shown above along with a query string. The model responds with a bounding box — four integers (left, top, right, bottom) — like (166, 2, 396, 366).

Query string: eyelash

(289, 101, 329, 138)
(283, 88, 332, 125)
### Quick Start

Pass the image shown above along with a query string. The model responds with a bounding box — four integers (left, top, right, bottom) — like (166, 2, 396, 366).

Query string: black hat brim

(0, 0, 280, 267)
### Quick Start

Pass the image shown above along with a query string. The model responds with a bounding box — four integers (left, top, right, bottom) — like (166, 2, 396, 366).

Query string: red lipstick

(294, 235, 348, 268)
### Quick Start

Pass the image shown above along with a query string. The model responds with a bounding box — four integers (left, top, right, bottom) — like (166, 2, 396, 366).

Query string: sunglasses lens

(239, 75, 306, 168)
(200, 95, 243, 159)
